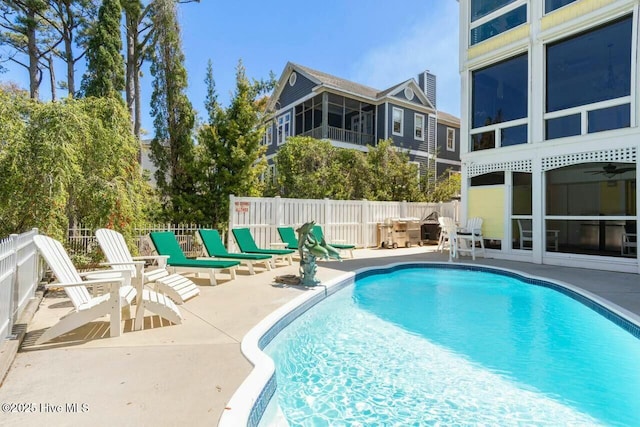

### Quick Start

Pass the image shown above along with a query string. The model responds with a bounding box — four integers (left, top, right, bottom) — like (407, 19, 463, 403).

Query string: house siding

(436, 162, 459, 177)
(437, 122, 460, 162)
(278, 73, 316, 108)
(391, 90, 426, 107)
(388, 103, 430, 153)
(265, 121, 277, 156)
(265, 108, 294, 156)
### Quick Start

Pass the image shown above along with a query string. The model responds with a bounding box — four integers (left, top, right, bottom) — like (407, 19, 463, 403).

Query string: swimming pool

(260, 265, 640, 426)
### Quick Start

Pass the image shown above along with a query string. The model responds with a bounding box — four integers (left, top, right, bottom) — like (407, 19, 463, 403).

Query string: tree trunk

(47, 55, 56, 101)
(65, 35, 75, 96)
(134, 57, 142, 139)
(125, 15, 136, 132)
(27, 9, 40, 99)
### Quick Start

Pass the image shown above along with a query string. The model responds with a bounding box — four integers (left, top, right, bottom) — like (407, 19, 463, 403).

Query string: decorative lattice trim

(467, 159, 532, 178)
(542, 148, 637, 171)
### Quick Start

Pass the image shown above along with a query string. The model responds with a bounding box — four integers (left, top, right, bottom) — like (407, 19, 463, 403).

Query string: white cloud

(350, 2, 460, 117)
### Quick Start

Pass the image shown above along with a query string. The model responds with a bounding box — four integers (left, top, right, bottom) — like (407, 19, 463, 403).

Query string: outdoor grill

(420, 211, 441, 243)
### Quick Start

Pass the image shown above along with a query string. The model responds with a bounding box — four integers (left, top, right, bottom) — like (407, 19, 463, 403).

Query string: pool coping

(218, 261, 640, 427)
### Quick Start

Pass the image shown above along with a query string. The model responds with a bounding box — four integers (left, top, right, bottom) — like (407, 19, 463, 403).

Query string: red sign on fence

(235, 202, 250, 213)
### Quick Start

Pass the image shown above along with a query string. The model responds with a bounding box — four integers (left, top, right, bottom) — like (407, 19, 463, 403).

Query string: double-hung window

(446, 128, 455, 151)
(262, 124, 272, 146)
(414, 113, 425, 140)
(277, 112, 291, 145)
(545, 16, 632, 140)
(471, 53, 528, 151)
(470, 0, 527, 46)
(392, 107, 404, 136)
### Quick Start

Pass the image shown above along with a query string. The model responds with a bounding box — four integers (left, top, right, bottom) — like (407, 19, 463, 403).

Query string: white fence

(68, 223, 211, 258)
(0, 229, 43, 340)
(227, 195, 459, 251)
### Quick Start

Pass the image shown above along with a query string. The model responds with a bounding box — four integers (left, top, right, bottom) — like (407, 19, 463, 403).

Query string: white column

(532, 157, 543, 264)
(322, 92, 328, 139)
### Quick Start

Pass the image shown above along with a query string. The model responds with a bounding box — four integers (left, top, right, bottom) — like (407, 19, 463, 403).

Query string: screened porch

(295, 93, 376, 146)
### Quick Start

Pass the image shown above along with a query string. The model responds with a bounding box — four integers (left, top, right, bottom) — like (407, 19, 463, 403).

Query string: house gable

(278, 72, 316, 108)
(386, 80, 431, 108)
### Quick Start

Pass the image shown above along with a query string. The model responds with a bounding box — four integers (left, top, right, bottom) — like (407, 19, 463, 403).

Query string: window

(545, 0, 577, 14)
(404, 87, 414, 101)
(470, 171, 504, 186)
(470, 5, 527, 45)
(262, 124, 272, 146)
(409, 161, 421, 181)
(414, 114, 424, 140)
(471, 53, 528, 151)
(277, 112, 291, 145)
(511, 172, 532, 250)
(471, 0, 517, 21)
(288, 72, 297, 86)
(446, 128, 455, 151)
(545, 16, 632, 140)
(266, 164, 277, 185)
(546, 162, 636, 257)
(470, 1, 527, 46)
(392, 107, 404, 136)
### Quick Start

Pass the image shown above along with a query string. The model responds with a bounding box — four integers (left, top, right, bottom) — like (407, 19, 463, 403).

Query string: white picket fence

(227, 195, 459, 251)
(0, 229, 43, 340)
(67, 223, 211, 258)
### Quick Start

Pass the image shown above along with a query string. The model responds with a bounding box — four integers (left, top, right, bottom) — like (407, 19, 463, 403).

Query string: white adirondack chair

(34, 235, 182, 344)
(96, 228, 200, 304)
(456, 217, 486, 260)
(438, 216, 458, 260)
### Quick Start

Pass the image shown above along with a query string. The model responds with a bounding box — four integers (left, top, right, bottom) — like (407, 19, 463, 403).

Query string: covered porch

(296, 92, 376, 146)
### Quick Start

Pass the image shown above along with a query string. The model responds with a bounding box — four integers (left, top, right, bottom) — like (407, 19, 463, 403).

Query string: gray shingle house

(263, 62, 461, 180)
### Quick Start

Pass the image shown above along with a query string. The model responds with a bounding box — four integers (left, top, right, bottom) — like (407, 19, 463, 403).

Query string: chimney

(418, 71, 437, 109)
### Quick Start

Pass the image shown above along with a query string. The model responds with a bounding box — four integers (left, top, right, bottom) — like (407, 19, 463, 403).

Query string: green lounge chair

(277, 226, 299, 250)
(312, 225, 355, 258)
(149, 232, 240, 285)
(231, 228, 294, 265)
(197, 229, 273, 274)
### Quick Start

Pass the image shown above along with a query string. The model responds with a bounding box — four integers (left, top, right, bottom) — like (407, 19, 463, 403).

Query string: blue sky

(1, 0, 460, 137)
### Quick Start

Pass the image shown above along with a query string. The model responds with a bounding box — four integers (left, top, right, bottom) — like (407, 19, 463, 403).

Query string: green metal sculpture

(296, 221, 341, 286)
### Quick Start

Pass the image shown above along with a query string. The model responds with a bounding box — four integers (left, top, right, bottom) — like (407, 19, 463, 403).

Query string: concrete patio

(0, 245, 639, 426)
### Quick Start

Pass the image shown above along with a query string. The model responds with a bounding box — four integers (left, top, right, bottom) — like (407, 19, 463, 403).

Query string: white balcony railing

(300, 126, 375, 146)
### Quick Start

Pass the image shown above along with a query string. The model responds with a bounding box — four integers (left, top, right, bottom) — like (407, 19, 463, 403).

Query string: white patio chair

(517, 219, 533, 250)
(622, 231, 637, 255)
(437, 216, 456, 253)
(96, 228, 200, 304)
(33, 235, 182, 344)
(456, 217, 486, 260)
(517, 219, 560, 251)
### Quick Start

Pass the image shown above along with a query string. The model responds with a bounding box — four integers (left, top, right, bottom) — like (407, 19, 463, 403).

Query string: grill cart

(378, 218, 423, 248)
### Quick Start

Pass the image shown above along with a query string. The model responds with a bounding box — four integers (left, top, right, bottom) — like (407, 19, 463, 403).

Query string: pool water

(264, 267, 640, 426)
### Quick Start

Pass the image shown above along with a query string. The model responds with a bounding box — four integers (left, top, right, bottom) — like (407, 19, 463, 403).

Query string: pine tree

(197, 60, 270, 228)
(80, 0, 125, 98)
(0, 0, 54, 99)
(148, 0, 198, 223)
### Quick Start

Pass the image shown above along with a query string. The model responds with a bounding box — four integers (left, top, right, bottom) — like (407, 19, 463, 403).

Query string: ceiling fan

(586, 163, 635, 178)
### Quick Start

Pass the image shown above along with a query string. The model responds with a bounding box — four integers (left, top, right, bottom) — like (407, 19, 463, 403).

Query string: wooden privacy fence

(227, 195, 460, 252)
(0, 229, 43, 340)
